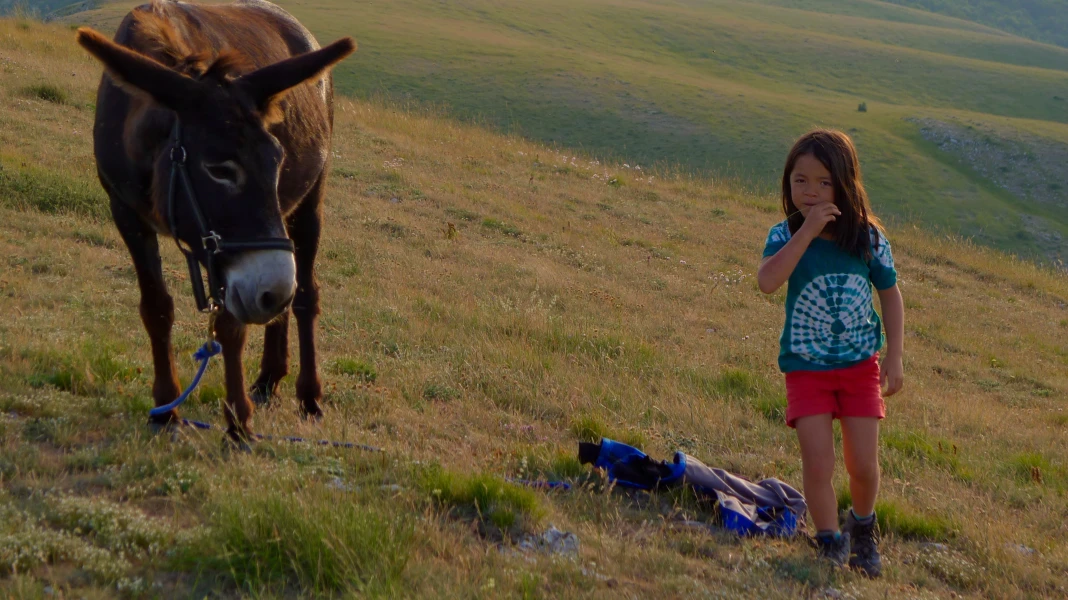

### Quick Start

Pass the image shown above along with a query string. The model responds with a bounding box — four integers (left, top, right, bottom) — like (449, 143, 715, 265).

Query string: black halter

(166, 120, 295, 313)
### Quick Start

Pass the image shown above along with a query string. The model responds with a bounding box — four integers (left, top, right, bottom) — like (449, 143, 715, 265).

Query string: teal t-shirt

(762, 220, 898, 373)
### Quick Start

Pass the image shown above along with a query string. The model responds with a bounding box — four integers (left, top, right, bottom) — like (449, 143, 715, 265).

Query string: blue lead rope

(148, 339, 381, 451)
(180, 418, 382, 452)
(149, 340, 222, 417)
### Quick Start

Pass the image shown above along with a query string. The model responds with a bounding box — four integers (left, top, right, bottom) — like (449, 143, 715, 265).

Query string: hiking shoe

(815, 531, 850, 567)
(844, 511, 882, 578)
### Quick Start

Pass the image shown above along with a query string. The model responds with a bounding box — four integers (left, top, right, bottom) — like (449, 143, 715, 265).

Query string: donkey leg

(251, 312, 290, 406)
(214, 309, 255, 442)
(288, 176, 325, 419)
(111, 196, 181, 426)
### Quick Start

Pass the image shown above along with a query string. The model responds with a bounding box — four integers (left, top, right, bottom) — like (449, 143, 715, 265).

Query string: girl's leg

(795, 413, 838, 532)
(840, 417, 880, 516)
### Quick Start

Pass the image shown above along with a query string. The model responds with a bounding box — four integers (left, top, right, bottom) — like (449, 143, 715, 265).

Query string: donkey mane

(131, 4, 255, 82)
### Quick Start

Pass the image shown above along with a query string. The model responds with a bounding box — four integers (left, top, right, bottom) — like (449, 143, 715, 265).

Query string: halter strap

(165, 120, 295, 312)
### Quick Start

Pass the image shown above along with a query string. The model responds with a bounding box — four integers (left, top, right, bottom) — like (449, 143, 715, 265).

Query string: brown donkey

(77, 0, 355, 442)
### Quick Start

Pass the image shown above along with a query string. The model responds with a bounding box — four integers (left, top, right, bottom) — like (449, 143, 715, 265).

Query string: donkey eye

(204, 161, 245, 187)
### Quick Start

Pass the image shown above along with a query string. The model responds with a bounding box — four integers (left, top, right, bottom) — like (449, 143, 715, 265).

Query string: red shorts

(784, 354, 885, 428)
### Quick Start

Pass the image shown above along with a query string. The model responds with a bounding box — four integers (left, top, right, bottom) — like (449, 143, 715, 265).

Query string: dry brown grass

(1, 18, 1066, 599)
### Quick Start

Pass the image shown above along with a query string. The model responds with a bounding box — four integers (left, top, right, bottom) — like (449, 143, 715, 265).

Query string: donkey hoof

(299, 403, 323, 421)
(250, 387, 273, 407)
(224, 427, 255, 452)
(147, 411, 180, 433)
(222, 437, 254, 454)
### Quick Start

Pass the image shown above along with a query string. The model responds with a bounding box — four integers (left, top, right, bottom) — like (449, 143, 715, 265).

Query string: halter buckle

(170, 144, 187, 164)
(207, 308, 219, 341)
(202, 231, 223, 254)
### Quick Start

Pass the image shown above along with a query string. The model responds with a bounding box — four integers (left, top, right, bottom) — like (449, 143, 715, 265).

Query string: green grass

(837, 489, 956, 541)
(20, 83, 68, 104)
(569, 414, 647, 449)
(881, 0, 1068, 48)
(187, 476, 413, 594)
(419, 467, 545, 535)
(333, 357, 378, 383)
(0, 162, 108, 218)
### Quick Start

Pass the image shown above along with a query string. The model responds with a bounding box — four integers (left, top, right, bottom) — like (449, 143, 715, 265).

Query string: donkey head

(76, 27, 355, 324)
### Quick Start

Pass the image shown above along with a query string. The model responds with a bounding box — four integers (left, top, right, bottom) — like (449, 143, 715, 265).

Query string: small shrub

(332, 166, 361, 180)
(0, 164, 108, 218)
(421, 467, 544, 534)
(188, 482, 412, 593)
(481, 217, 522, 237)
(422, 382, 458, 402)
(517, 450, 588, 482)
(25, 345, 138, 397)
(716, 368, 761, 398)
(43, 495, 197, 558)
(334, 358, 377, 383)
(570, 415, 608, 442)
(568, 415, 646, 448)
(1006, 452, 1060, 487)
(837, 490, 953, 540)
(753, 394, 787, 422)
(682, 367, 763, 401)
(445, 207, 480, 222)
(23, 83, 69, 104)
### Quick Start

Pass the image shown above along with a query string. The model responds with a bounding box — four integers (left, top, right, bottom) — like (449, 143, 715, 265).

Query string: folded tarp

(578, 438, 807, 537)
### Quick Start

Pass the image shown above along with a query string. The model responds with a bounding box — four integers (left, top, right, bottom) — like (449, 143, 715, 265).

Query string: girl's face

(789, 153, 835, 218)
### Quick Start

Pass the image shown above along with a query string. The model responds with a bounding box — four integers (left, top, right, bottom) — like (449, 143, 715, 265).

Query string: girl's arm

(757, 203, 839, 294)
(757, 235, 811, 293)
(878, 284, 904, 396)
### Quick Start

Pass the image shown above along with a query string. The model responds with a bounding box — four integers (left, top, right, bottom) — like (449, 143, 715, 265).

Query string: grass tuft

(420, 467, 544, 535)
(187, 479, 413, 593)
(333, 357, 378, 383)
(21, 83, 68, 104)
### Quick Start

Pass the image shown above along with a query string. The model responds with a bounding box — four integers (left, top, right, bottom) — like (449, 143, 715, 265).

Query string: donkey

(76, 0, 355, 442)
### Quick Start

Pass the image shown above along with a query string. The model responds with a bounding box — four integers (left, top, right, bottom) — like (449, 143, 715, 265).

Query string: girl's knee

(803, 456, 836, 482)
(846, 458, 880, 483)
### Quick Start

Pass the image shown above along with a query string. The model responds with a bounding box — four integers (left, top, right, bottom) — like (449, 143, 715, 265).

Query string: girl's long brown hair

(781, 129, 883, 260)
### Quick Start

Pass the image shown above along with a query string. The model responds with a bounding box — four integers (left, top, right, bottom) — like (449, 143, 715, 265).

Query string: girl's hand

(881, 354, 904, 397)
(798, 203, 841, 240)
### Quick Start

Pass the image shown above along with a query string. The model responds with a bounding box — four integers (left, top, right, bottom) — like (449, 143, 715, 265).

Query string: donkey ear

(76, 27, 201, 110)
(235, 37, 356, 116)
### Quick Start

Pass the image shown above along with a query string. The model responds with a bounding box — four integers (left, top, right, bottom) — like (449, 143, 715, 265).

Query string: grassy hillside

(882, 0, 1068, 48)
(3, 18, 1068, 599)
(0, 1, 97, 19)
(65, 0, 1068, 270)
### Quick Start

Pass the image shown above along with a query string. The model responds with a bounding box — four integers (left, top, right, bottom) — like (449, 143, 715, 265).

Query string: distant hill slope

(882, 0, 1068, 49)
(0, 0, 96, 19)
(56, 0, 1068, 268)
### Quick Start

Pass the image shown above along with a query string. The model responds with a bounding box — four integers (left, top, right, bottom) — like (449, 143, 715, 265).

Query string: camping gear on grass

(578, 438, 807, 537)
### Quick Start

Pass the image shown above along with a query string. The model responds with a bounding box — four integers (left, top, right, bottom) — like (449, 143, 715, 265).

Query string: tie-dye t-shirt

(762, 220, 897, 373)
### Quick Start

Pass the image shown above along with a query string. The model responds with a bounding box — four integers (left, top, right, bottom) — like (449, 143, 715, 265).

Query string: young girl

(757, 129, 904, 577)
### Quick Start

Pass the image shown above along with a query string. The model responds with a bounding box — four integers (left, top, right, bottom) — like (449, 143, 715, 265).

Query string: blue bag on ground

(578, 438, 807, 537)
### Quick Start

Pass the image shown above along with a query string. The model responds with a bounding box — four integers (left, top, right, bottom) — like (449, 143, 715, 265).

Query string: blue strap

(179, 418, 382, 452)
(149, 340, 380, 452)
(508, 478, 573, 491)
(148, 340, 222, 417)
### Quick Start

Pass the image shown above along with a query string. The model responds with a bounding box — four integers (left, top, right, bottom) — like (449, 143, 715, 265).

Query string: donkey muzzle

(224, 249, 297, 324)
